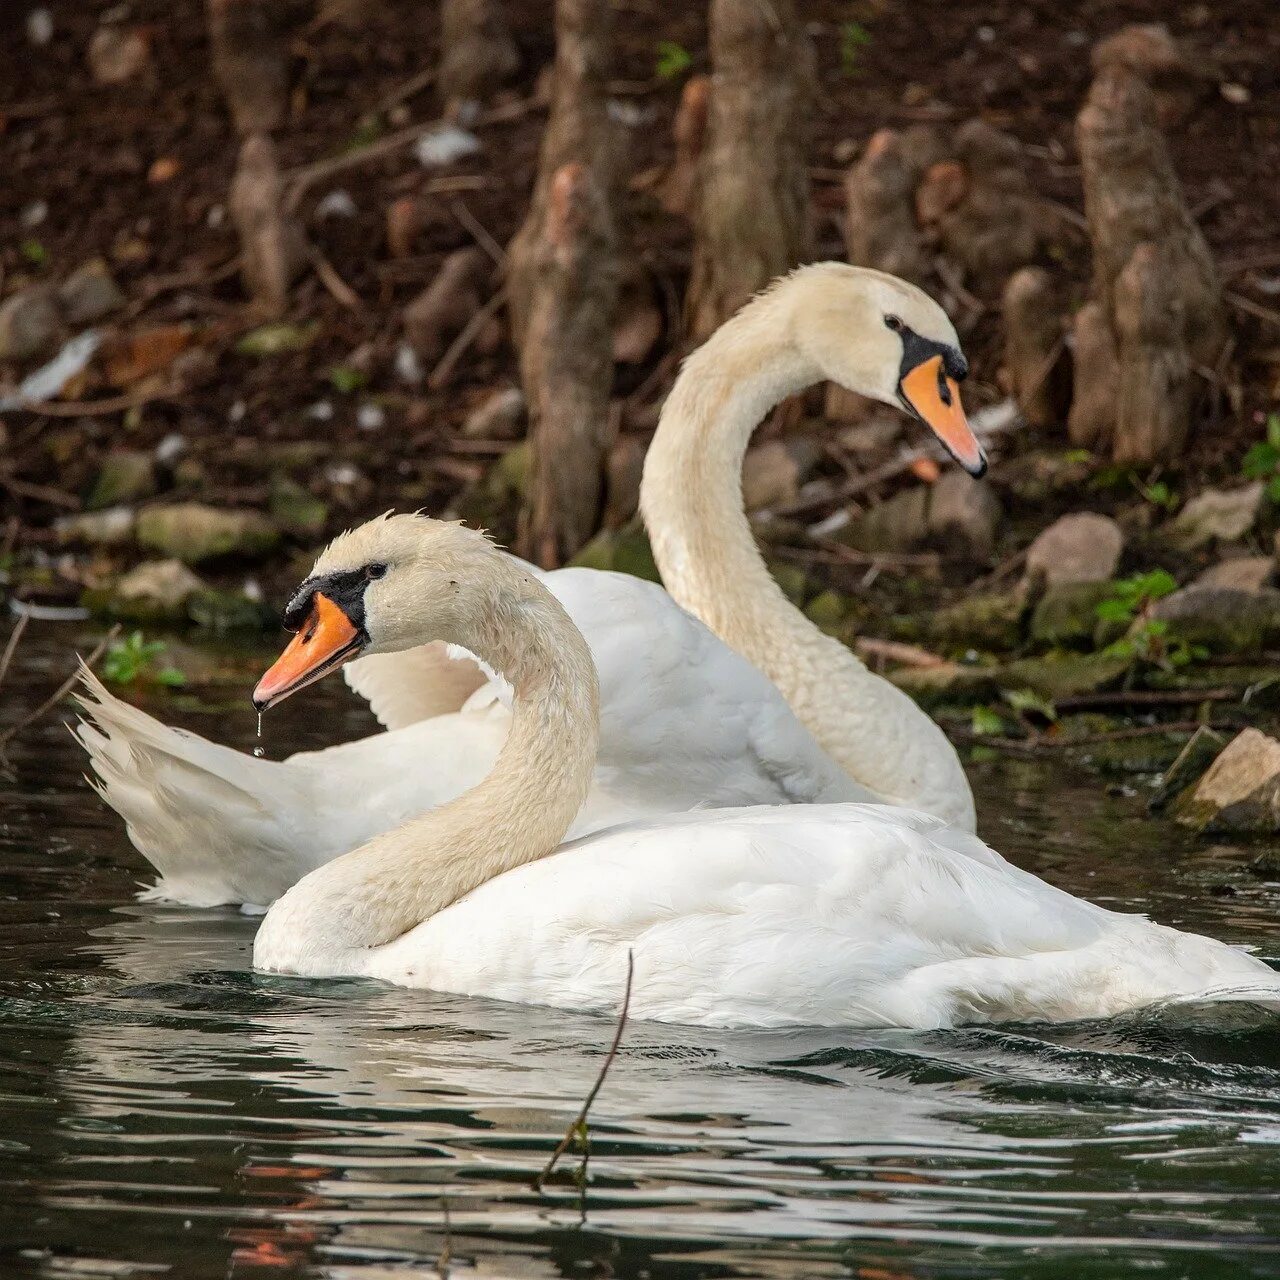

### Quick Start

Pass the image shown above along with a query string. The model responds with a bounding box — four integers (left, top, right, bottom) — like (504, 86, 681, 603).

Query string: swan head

(782, 263, 985, 476)
(253, 514, 507, 711)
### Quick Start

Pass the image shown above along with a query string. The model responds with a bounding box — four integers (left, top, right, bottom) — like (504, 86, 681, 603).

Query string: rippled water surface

(2, 629, 1279, 1278)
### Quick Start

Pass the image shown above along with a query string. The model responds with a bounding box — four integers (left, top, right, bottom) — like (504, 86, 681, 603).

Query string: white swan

(77, 564, 866, 907)
(644, 263, 981, 829)
(79, 262, 984, 906)
(253, 514, 1280, 1029)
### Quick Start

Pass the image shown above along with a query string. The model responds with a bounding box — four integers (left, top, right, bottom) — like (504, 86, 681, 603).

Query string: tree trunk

(843, 128, 930, 285)
(228, 134, 305, 317)
(520, 163, 619, 568)
(658, 74, 710, 218)
(1066, 301, 1118, 451)
(1113, 243, 1191, 465)
(506, 0, 615, 354)
(685, 0, 812, 342)
(207, 0, 287, 137)
(439, 0, 520, 107)
(1000, 267, 1069, 430)
(1077, 65, 1223, 366)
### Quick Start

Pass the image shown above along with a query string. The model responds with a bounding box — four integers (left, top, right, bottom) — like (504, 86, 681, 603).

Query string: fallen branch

(448, 197, 506, 270)
(1053, 688, 1237, 712)
(949, 718, 1228, 756)
(11, 386, 183, 419)
(427, 291, 505, 390)
(0, 470, 80, 508)
(0, 613, 30, 692)
(854, 636, 948, 669)
(1224, 290, 1280, 329)
(307, 243, 364, 311)
(0, 624, 121, 771)
(533, 950, 633, 1194)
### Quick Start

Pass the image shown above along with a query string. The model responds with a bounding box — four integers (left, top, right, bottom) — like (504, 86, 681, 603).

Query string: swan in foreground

(78, 263, 985, 906)
(251, 513, 1280, 1028)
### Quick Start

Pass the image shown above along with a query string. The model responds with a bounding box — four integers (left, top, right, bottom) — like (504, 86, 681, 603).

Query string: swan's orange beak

(900, 355, 986, 477)
(253, 593, 363, 712)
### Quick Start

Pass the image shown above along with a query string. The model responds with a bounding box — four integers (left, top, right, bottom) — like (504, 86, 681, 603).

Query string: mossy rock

(568, 521, 660, 583)
(926, 589, 1023, 652)
(455, 442, 531, 535)
(88, 450, 156, 511)
(1028, 581, 1115, 649)
(997, 652, 1132, 701)
(1151, 586, 1280, 657)
(136, 504, 280, 565)
(269, 475, 329, 539)
(765, 558, 811, 607)
(804, 589, 848, 635)
(186, 588, 275, 633)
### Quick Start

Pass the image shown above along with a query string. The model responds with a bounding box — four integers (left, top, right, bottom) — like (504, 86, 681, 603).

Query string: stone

(0, 289, 59, 361)
(568, 520, 661, 583)
(1174, 728, 1280, 834)
(187, 588, 275, 633)
(1151, 584, 1280, 656)
(1025, 512, 1124, 587)
(926, 471, 1001, 561)
(1028, 581, 1116, 648)
(1191, 556, 1274, 593)
(926, 590, 1023, 652)
(87, 450, 156, 510)
(803, 590, 848, 635)
(889, 662, 1000, 710)
(54, 506, 137, 547)
(1168, 483, 1263, 550)
(742, 441, 805, 513)
(1149, 725, 1226, 812)
(269, 475, 328, 538)
(59, 259, 125, 324)
(86, 559, 205, 624)
(841, 485, 931, 555)
(87, 25, 151, 85)
(461, 385, 525, 439)
(136, 503, 279, 564)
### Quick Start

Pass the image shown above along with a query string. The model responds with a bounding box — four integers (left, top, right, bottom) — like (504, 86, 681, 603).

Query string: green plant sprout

(839, 22, 872, 75)
(103, 631, 186, 688)
(1242, 412, 1280, 504)
(970, 705, 1005, 736)
(655, 40, 692, 81)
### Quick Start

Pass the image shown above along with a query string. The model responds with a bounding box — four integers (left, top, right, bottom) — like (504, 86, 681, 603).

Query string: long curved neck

(641, 296, 818, 653)
(256, 577, 600, 972)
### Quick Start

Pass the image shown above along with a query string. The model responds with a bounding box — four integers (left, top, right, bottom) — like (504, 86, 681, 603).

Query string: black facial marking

(894, 321, 969, 389)
(282, 564, 385, 635)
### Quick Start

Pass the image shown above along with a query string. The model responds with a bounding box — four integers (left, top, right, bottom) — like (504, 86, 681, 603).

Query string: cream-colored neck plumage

(254, 553, 600, 975)
(641, 266, 976, 830)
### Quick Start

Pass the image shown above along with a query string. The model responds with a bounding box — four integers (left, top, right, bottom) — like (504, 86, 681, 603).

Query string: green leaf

(1242, 440, 1280, 479)
(328, 365, 369, 394)
(970, 705, 1005, 736)
(20, 239, 47, 266)
(655, 41, 692, 80)
(1268, 413, 1280, 450)
(839, 22, 872, 75)
(1095, 597, 1135, 623)
(1267, 474, 1280, 506)
(156, 667, 187, 688)
(1061, 448, 1093, 464)
(1003, 688, 1058, 722)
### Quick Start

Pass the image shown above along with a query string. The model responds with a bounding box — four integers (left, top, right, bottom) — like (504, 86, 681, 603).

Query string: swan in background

(78, 563, 868, 908)
(644, 263, 980, 830)
(79, 262, 986, 904)
(252, 513, 1280, 1029)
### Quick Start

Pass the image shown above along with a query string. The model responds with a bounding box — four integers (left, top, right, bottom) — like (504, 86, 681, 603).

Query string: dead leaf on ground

(101, 324, 198, 387)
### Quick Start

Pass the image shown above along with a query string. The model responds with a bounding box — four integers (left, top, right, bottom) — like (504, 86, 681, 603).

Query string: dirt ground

(2, 1, 1279, 590)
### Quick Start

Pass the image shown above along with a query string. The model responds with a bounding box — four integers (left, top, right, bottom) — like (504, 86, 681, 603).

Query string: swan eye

(885, 315, 904, 333)
(365, 563, 387, 581)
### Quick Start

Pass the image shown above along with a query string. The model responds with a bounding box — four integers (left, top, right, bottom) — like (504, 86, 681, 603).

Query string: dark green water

(1, 627, 1279, 1278)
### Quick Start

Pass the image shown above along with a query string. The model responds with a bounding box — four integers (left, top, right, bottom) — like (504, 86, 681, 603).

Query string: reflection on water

(1, 630, 1279, 1278)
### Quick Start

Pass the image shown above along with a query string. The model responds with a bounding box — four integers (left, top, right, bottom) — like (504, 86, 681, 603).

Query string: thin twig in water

(949, 719, 1228, 756)
(1053, 688, 1238, 712)
(428, 292, 506, 390)
(533, 951, 634, 1194)
(0, 624, 121, 769)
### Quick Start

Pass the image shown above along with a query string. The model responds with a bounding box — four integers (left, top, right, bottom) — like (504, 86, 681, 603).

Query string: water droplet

(253, 746, 265, 759)
(256, 711, 263, 739)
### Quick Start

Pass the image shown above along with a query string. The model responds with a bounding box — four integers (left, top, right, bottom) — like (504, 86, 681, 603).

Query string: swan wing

(365, 803, 1280, 1028)
(343, 642, 489, 729)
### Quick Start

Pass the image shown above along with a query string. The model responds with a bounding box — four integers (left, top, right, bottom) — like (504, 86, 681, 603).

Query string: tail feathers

(76, 669, 320, 907)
